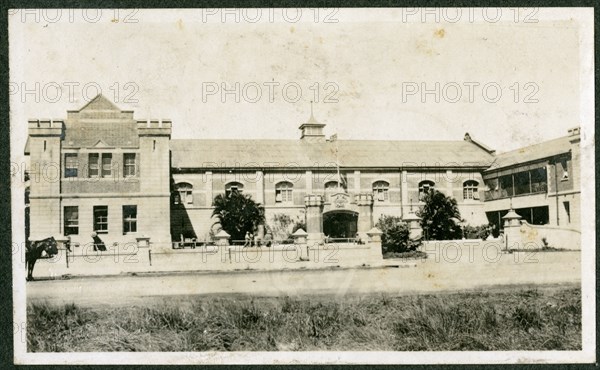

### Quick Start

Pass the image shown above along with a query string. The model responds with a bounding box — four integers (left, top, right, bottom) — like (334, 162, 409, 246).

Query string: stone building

(25, 95, 172, 247)
(170, 113, 494, 243)
(24, 96, 581, 248)
(483, 127, 581, 234)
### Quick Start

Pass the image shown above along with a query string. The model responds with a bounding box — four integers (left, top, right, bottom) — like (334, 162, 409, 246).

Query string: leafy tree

(376, 215, 420, 253)
(266, 213, 306, 241)
(417, 189, 463, 240)
(463, 224, 492, 240)
(212, 191, 265, 242)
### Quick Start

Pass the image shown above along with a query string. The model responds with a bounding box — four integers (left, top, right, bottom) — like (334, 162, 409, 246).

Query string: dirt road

(26, 250, 581, 306)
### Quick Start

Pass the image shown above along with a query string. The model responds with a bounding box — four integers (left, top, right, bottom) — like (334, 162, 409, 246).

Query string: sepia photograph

(9, 7, 595, 365)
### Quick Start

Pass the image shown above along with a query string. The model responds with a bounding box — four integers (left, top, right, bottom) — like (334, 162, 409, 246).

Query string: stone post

(292, 228, 309, 259)
(403, 211, 422, 240)
(502, 209, 522, 251)
(366, 227, 384, 262)
(304, 194, 324, 243)
(355, 193, 374, 240)
(256, 224, 265, 242)
(214, 230, 231, 246)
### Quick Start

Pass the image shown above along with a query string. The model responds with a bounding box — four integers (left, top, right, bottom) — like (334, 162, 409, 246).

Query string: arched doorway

(323, 211, 358, 239)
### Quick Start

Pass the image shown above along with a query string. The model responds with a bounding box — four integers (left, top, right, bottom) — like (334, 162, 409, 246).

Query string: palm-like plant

(417, 189, 463, 240)
(211, 191, 265, 242)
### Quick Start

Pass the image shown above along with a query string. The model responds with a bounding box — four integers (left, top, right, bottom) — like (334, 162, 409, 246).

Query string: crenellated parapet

(304, 194, 324, 207)
(354, 193, 374, 206)
(28, 119, 63, 136)
(137, 119, 172, 136)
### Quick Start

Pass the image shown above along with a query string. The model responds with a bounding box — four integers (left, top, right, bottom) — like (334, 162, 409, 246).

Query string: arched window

(175, 182, 193, 205)
(325, 180, 344, 201)
(463, 180, 479, 200)
(418, 180, 435, 201)
(372, 181, 389, 202)
(275, 181, 293, 204)
(225, 182, 244, 197)
(325, 180, 343, 191)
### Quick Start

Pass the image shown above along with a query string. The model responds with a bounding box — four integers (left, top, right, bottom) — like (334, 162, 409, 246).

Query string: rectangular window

(276, 189, 293, 203)
(483, 178, 499, 200)
(499, 175, 514, 198)
(64, 154, 78, 178)
(93, 206, 108, 233)
(88, 153, 99, 177)
(560, 160, 569, 181)
(123, 205, 137, 234)
(90, 153, 113, 178)
(531, 206, 550, 225)
(530, 167, 548, 193)
(374, 189, 388, 202)
(123, 153, 137, 177)
(101, 153, 113, 177)
(563, 201, 571, 223)
(64, 206, 79, 236)
(513, 171, 531, 196)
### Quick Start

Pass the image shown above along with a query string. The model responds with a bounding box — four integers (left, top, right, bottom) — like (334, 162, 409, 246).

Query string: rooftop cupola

(299, 102, 326, 142)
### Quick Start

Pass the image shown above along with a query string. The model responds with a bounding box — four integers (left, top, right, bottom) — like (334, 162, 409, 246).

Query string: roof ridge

(494, 135, 571, 156)
(76, 94, 122, 112)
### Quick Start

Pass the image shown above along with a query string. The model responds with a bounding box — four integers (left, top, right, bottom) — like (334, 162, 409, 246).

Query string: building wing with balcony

(482, 128, 581, 233)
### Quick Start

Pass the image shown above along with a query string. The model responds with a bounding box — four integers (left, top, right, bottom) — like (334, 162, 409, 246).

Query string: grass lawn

(27, 285, 580, 352)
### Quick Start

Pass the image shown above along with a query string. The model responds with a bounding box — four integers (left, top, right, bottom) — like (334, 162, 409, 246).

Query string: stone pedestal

(292, 228, 309, 259)
(256, 224, 265, 240)
(214, 230, 231, 246)
(403, 211, 422, 240)
(366, 227, 383, 242)
(366, 227, 384, 262)
(355, 193, 374, 240)
(291, 228, 308, 244)
(502, 209, 522, 251)
(304, 194, 324, 243)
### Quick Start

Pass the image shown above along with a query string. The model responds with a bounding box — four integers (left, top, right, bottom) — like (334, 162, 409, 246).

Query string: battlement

(137, 119, 172, 136)
(28, 119, 64, 129)
(28, 119, 63, 136)
(136, 119, 173, 129)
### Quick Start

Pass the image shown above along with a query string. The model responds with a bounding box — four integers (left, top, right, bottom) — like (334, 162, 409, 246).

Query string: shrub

(266, 213, 306, 242)
(376, 215, 421, 253)
(417, 190, 463, 240)
(212, 191, 265, 242)
(463, 224, 492, 240)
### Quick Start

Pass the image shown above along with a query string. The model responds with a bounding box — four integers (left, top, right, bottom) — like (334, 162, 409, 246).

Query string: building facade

(25, 95, 172, 248)
(24, 96, 581, 249)
(482, 128, 581, 235)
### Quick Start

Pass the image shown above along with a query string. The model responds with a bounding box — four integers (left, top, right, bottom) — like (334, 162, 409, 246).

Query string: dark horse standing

(26, 237, 58, 281)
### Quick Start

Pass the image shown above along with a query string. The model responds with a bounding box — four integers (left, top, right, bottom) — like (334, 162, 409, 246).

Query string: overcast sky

(9, 8, 593, 154)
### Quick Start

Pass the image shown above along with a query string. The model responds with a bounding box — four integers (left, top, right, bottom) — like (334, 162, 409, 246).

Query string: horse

(26, 237, 58, 281)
